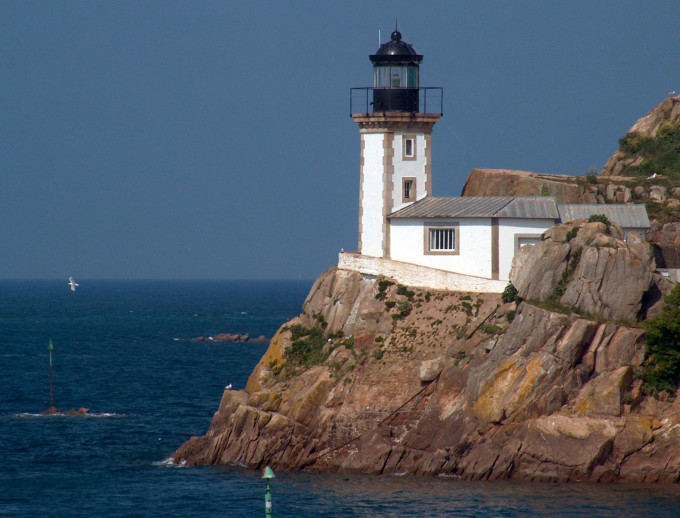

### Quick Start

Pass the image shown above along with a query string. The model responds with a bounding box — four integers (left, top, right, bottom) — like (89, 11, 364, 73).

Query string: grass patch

(375, 278, 395, 300)
(482, 323, 502, 335)
(284, 325, 329, 368)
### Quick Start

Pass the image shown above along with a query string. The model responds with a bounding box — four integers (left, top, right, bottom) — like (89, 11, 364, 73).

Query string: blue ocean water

(1, 279, 680, 517)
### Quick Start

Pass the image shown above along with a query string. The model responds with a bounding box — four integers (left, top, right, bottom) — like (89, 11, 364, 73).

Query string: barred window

(429, 228, 456, 251)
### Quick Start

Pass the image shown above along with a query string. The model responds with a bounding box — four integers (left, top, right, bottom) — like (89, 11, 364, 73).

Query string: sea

(2, 279, 680, 517)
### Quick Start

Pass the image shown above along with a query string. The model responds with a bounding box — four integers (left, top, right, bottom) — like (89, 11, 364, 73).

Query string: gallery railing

(350, 87, 443, 116)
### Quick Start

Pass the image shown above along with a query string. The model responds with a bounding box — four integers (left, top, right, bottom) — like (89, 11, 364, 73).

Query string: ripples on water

(1, 280, 680, 517)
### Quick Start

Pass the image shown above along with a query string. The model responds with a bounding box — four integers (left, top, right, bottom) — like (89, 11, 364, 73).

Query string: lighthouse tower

(351, 30, 442, 259)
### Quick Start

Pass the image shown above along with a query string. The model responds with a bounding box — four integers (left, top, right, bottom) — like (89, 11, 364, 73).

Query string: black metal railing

(350, 87, 443, 116)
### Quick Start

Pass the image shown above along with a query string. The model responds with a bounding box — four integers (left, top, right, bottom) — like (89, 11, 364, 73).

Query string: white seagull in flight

(68, 276, 79, 291)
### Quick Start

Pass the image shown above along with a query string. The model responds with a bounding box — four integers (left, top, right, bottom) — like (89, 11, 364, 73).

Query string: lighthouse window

(374, 66, 411, 88)
(402, 177, 416, 202)
(425, 224, 460, 255)
(391, 67, 406, 88)
(402, 135, 416, 160)
(407, 67, 418, 88)
(376, 67, 391, 88)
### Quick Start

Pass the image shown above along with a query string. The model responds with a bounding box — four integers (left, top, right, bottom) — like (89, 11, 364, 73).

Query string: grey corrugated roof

(496, 197, 560, 218)
(557, 204, 650, 229)
(389, 196, 559, 219)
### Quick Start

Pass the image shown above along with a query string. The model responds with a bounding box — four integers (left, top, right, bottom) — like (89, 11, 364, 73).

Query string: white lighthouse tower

(351, 29, 442, 259)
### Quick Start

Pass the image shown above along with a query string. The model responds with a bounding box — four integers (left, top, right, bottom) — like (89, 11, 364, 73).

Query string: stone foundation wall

(338, 252, 507, 293)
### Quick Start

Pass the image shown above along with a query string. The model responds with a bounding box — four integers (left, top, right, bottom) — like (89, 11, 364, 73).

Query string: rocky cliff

(602, 94, 680, 178)
(173, 221, 680, 483)
(461, 168, 598, 203)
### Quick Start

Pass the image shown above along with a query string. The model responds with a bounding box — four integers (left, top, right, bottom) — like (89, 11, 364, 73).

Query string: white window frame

(424, 223, 459, 255)
(514, 233, 542, 252)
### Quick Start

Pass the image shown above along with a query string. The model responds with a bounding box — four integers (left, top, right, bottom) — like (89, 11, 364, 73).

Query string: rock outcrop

(602, 95, 680, 178)
(461, 168, 598, 203)
(173, 230, 680, 482)
(510, 219, 672, 321)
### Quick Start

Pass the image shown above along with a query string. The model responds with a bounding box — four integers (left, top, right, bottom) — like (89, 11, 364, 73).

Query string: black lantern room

(369, 30, 423, 113)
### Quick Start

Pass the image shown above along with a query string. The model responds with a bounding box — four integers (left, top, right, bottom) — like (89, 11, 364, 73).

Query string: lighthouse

(351, 29, 442, 259)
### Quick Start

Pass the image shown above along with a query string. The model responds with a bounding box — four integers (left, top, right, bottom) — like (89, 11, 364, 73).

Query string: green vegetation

(643, 283, 680, 394)
(587, 214, 611, 233)
(618, 122, 680, 179)
(546, 247, 582, 303)
(375, 279, 395, 300)
(396, 285, 415, 300)
(391, 301, 412, 320)
(482, 323, 502, 335)
(586, 167, 599, 184)
(501, 283, 521, 305)
(283, 324, 329, 368)
(454, 325, 468, 340)
(563, 226, 579, 243)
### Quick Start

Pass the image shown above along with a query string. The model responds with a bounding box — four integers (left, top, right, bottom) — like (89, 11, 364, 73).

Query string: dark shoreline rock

(193, 333, 269, 343)
(41, 406, 90, 416)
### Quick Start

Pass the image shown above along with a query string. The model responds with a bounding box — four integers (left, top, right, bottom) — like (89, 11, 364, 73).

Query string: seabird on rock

(225, 383, 232, 390)
(647, 172, 657, 180)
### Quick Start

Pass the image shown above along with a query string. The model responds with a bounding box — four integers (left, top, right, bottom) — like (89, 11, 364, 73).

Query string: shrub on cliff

(501, 283, 521, 304)
(587, 214, 611, 233)
(618, 122, 680, 179)
(283, 324, 329, 369)
(643, 283, 680, 394)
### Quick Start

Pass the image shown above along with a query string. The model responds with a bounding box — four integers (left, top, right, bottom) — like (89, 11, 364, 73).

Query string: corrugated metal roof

(557, 204, 650, 229)
(389, 196, 559, 219)
(496, 197, 560, 218)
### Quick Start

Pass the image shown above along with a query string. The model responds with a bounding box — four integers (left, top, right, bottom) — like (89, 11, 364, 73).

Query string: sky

(2, 1, 679, 280)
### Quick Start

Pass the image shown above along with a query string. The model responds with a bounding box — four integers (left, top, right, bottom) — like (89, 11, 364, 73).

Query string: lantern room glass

(374, 66, 419, 89)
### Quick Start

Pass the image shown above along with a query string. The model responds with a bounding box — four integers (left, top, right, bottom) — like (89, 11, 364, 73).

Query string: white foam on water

(437, 472, 462, 478)
(154, 457, 187, 468)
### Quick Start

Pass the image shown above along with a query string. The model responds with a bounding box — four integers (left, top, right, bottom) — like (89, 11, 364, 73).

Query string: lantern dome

(370, 31, 423, 65)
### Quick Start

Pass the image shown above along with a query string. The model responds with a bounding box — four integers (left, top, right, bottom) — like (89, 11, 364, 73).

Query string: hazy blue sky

(2, 1, 679, 280)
